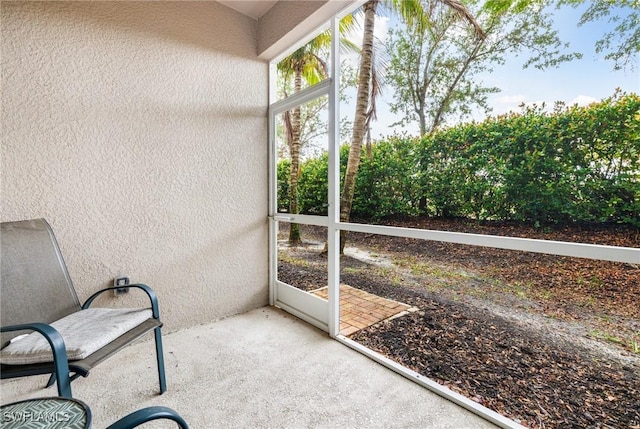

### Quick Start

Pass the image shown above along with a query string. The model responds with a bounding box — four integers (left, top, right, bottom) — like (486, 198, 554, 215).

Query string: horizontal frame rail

(271, 214, 328, 227)
(269, 79, 331, 116)
(271, 216, 639, 265)
(341, 222, 639, 265)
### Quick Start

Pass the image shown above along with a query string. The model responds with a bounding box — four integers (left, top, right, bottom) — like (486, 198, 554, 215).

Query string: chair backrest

(1, 219, 81, 346)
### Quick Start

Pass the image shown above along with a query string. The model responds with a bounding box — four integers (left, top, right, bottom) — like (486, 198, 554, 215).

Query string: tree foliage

(386, 0, 581, 135)
(558, 0, 639, 71)
(280, 91, 640, 227)
(338, 0, 483, 252)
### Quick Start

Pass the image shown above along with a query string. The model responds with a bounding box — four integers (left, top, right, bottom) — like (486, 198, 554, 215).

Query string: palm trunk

(288, 69, 303, 244)
(339, 0, 379, 253)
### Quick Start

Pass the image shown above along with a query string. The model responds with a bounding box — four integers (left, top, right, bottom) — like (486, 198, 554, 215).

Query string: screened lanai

(268, 2, 639, 428)
(2, 1, 638, 428)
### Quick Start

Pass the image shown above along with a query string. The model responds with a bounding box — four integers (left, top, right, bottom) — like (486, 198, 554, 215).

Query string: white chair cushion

(0, 308, 152, 365)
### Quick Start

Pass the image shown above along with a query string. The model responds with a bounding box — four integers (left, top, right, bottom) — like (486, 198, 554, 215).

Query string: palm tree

(278, 40, 329, 244)
(278, 18, 358, 244)
(339, 0, 484, 252)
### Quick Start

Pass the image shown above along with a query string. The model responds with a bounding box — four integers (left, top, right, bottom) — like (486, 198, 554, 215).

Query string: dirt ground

(277, 219, 639, 429)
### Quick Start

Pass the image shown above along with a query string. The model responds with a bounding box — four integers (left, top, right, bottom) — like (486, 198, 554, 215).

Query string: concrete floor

(1, 307, 498, 428)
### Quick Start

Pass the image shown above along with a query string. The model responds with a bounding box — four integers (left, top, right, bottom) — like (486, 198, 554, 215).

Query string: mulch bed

(348, 271, 640, 429)
(277, 218, 640, 428)
(348, 217, 640, 322)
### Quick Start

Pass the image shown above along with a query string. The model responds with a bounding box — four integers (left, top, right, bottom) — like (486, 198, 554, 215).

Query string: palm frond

(440, 0, 486, 39)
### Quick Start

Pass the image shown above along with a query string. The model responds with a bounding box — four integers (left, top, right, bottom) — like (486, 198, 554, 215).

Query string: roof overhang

(256, 0, 360, 61)
(216, 1, 361, 62)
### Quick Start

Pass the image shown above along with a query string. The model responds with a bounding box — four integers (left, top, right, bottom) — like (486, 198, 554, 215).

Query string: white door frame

(268, 17, 341, 335)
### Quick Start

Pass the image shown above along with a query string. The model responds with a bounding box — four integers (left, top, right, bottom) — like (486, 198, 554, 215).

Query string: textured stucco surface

(1, 1, 269, 331)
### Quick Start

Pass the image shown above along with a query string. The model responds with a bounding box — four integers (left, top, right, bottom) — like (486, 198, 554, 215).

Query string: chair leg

(46, 373, 56, 388)
(154, 326, 167, 394)
(46, 371, 82, 389)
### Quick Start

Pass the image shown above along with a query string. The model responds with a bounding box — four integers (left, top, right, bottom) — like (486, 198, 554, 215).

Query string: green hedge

(278, 91, 640, 227)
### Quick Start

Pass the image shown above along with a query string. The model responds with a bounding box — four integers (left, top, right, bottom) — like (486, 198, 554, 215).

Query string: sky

(342, 2, 640, 140)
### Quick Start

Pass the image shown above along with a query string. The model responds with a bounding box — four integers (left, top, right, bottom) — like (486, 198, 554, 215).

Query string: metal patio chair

(0, 218, 166, 398)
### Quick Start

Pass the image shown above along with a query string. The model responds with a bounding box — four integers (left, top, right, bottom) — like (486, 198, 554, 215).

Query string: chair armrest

(81, 283, 160, 319)
(0, 323, 72, 398)
(106, 406, 188, 429)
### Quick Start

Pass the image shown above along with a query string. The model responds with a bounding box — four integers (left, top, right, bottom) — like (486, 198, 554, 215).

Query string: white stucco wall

(1, 1, 269, 331)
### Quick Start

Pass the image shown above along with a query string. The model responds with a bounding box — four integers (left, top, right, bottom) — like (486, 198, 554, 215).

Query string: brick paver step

(311, 284, 413, 336)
